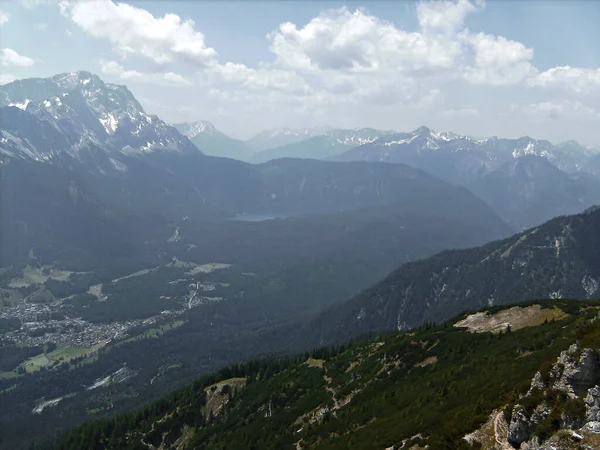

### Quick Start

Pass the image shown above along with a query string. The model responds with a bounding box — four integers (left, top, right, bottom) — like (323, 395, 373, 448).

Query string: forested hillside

(32, 301, 600, 450)
(306, 205, 600, 346)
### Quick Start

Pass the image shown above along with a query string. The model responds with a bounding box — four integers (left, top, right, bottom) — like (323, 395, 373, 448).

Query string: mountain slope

(174, 121, 255, 161)
(32, 301, 600, 450)
(0, 71, 199, 161)
(333, 127, 600, 229)
(0, 159, 169, 269)
(306, 206, 600, 345)
(467, 155, 600, 228)
(250, 128, 394, 163)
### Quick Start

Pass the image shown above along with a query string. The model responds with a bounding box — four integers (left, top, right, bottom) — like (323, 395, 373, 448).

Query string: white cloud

(461, 32, 536, 85)
(442, 107, 480, 117)
(1, 48, 35, 67)
(0, 9, 8, 25)
(416, 0, 481, 35)
(203, 62, 311, 95)
(44, 0, 600, 143)
(517, 100, 599, 119)
(100, 59, 192, 86)
(530, 66, 600, 94)
(268, 7, 461, 76)
(260, 1, 542, 109)
(61, 0, 216, 66)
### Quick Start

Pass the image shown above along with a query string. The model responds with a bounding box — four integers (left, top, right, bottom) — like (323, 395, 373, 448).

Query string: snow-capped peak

(0, 71, 198, 162)
(177, 121, 219, 138)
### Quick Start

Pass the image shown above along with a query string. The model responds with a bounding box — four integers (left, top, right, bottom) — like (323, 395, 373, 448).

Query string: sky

(1, 0, 600, 145)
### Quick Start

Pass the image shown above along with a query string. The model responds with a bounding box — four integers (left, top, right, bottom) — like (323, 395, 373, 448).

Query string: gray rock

(585, 385, 600, 422)
(528, 371, 545, 394)
(583, 420, 600, 433)
(508, 408, 533, 445)
(520, 435, 541, 449)
(553, 348, 600, 395)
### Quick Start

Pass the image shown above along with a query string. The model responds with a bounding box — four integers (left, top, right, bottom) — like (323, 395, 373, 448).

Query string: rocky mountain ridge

(333, 126, 600, 183)
(249, 127, 395, 163)
(0, 71, 199, 163)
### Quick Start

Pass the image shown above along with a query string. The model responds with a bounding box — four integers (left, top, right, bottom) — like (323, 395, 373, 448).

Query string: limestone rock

(508, 408, 534, 445)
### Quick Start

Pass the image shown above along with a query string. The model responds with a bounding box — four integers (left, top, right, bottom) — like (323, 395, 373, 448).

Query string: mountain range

(166, 118, 600, 229)
(0, 71, 516, 266)
(3, 71, 600, 450)
(332, 126, 600, 182)
(249, 128, 395, 163)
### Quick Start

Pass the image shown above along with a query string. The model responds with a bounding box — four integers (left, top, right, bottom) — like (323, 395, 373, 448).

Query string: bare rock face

(508, 346, 600, 446)
(552, 345, 600, 396)
(519, 435, 541, 450)
(507, 402, 552, 446)
(528, 371, 545, 394)
(585, 385, 600, 422)
(567, 350, 600, 395)
(508, 408, 534, 445)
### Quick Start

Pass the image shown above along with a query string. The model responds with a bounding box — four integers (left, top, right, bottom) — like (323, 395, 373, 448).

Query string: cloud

(100, 59, 192, 86)
(442, 107, 480, 117)
(530, 66, 600, 94)
(203, 62, 311, 95)
(461, 32, 535, 85)
(44, 0, 600, 143)
(512, 100, 599, 121)
(60, 0, 216, 66)
(416, 0, 481, 35)
(268, 7, 461, 76)
(1, 48, 35, 67)
(0, 10, 8, 25)
(261, 1, 541, 110)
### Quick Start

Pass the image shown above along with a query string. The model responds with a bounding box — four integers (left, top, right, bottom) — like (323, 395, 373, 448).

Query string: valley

(0, 67, 599, 450)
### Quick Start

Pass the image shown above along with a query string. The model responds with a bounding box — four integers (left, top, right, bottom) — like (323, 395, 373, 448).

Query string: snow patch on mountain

(99, 113, 119, 134)
(8, 99, 30, 110)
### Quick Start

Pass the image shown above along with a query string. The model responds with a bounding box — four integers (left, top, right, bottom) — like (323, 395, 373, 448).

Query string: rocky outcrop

(507, 403, 551, 446)
(507, 344, 600, 447)
(585, 385, 600, 424)
(553, 344, 600, 395)
(508, 408, 535, 445)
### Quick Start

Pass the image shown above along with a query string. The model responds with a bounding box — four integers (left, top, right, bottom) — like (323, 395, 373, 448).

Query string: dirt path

(494, 411, 513, 450)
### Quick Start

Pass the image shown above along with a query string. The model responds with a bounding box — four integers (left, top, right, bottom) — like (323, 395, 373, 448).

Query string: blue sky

(1, 0, 600, 144)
